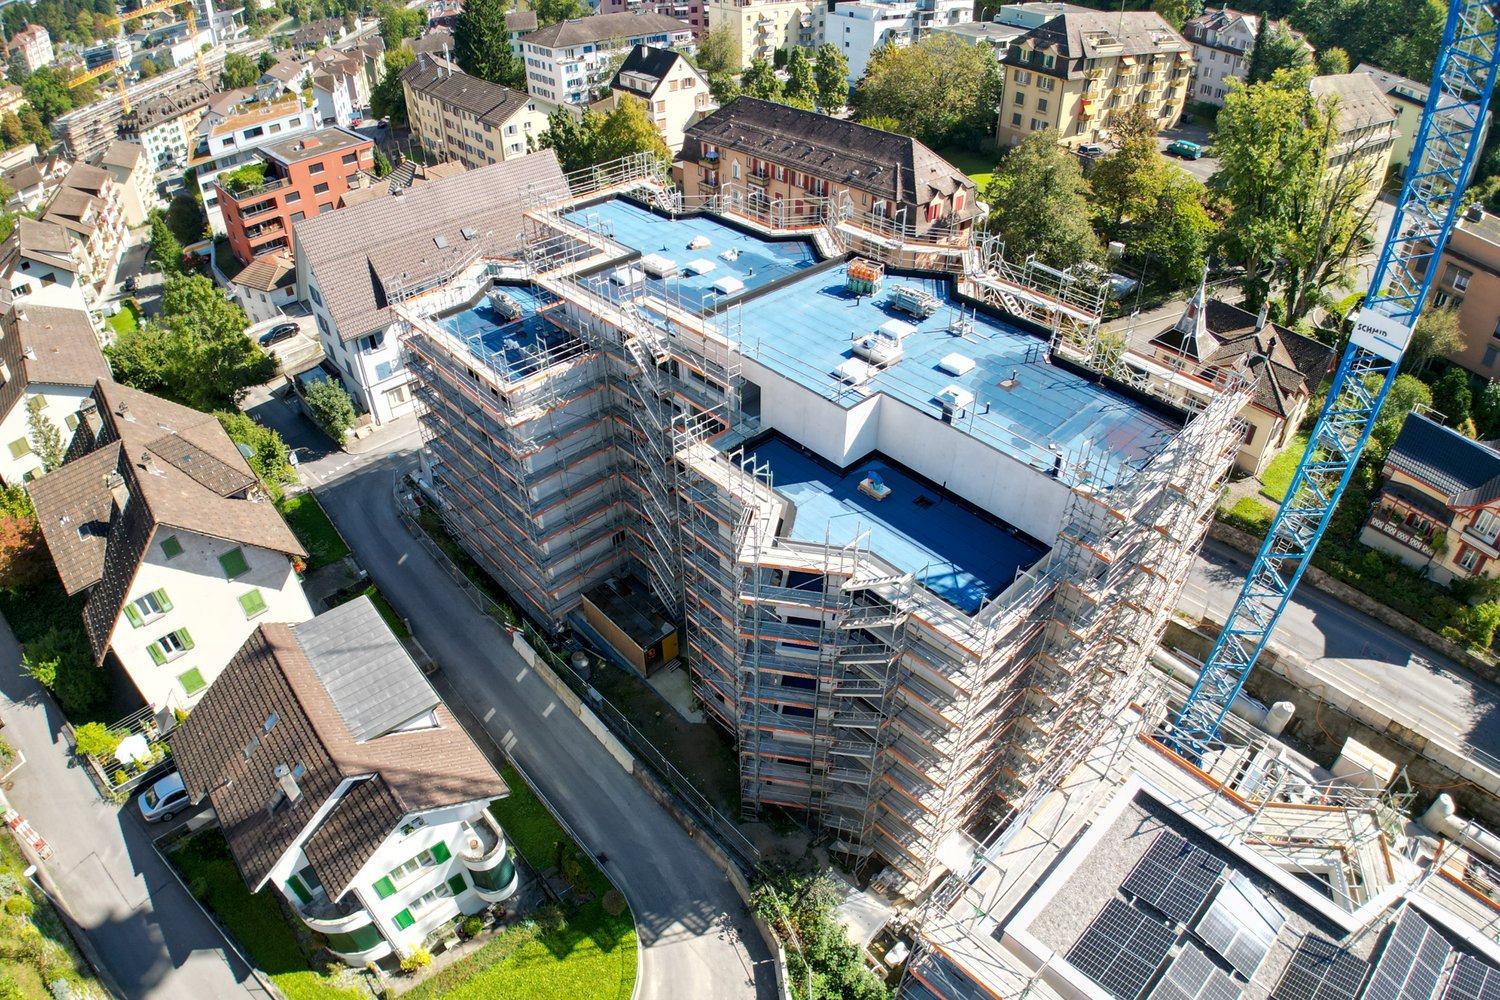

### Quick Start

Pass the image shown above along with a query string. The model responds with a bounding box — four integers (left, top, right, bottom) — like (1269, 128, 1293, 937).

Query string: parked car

(1078, 143, 1108, 157)
(259, 322, 300, 347)
(138, 771, 188, 823)
(1167, 139, 1205, 160)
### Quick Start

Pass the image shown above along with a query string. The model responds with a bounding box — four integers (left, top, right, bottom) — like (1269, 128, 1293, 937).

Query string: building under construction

(401, 155, 1253, 896)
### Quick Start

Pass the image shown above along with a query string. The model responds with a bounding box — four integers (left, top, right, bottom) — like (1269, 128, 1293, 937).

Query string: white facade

(703, 0, 822, 67)
(522, 25, 696, 105)
(611, 53, 716, 151)
(194, 99, 319, 234)
(234, 278, 298, 325)
(108, 526, 313, 717)
(826, 0, 972, 82)
(0, 385, 92, 485)
(100, 145, 162, 227)
(306, 277, 415, 426)
(7, 25, 53, 73)
(312, 78, 356, 127)
(135, 112, 202, 170)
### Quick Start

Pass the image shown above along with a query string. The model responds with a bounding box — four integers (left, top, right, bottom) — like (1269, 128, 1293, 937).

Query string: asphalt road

(247, 390, 776, 1000)
(1183, 539, 1500, 768)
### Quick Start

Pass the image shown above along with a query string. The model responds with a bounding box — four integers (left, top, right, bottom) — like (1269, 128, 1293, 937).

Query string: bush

(304, 378, 357, 442)
(399, 947, 432, 973)
(1460, 601, 1500, 649)
(23, 625, 105, 716)
(216, 411, 296, 501)
(5, 895, 33, 917)
(72, 722, 123, 759)
(462, 915, 484, 937)
(602, 890, 626, 917)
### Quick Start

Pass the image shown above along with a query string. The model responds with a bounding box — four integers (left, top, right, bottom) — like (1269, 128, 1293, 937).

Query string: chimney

(117, 399, 132, 420)
(1255, 299, 1270, 331)
(273, 764, 303, 805)
(140, 451, 165, 477)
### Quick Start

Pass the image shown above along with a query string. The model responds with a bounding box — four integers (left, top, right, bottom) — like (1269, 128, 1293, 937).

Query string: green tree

(258, 51, 278, 74)
(164, 194, 204, 244)
(305, 377, 356, 441)
(985, 130, 1102, 269)
(1371, 373, 1432, 452)
(813, 43, 849, 111)
(1151, 0, 1194, 30)
(23, 623, 104, 715)
(1317, 46, 1350, 75)
(708, 71, 741, 104)
(21, 67, 78, 124)
(1089, 136, 1169, 236)
(539, 96, 670, 172)
(1247, 20, 1311, 83)
(0, 112, 22, 148)
(216, 411, 295, 500)
(785, 46, 817, 107)
(379, 3, 423, 46)
(1299, 0, 1443, 82)
(1475, 378, 1500, 438)
(1405, 307, 1464, 373)
(750, 869, 892, 1000)
(220, 51, 260, 89)
(24, 396, 63, 472)
(19, 109, 50, 148)
(1434, 367, 1474, 430)
(696, 26, 738, 75)
(371, 44, 415, 126)
(138, 57, 159, 79)
(852, 34, 1000, 147)
(1137, 172, 1217, 286)
(858, 115, 901, 132)
(533, 0, 590, 26)
(454, 0, 525, 87)
(740, 59, 782, 101)
(372, 146, 392, 177)
(150, 214, 183, 275)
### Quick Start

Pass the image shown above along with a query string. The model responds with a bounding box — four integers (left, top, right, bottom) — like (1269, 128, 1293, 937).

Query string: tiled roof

(59, 162, 113, 198)
(26, 445, 119, 593)
(293, 151, 565, 341)
(1003, 10, 1188, 78)
(400, 56, 532, 128)
(43, 188, 102, 238)
(521, 11, 692, 48)
(1386, 412, 1500, 508)
(233, 254, 295, 292)
(505, 9, 538, 31)
(611, 44, 683, 96)
(174, 601, 506, 897)
(0, 302, 111, 424)
(1310, 72, 1398, 132)
(99, 140, 144, 170)
(1356, 62, 1430, 106)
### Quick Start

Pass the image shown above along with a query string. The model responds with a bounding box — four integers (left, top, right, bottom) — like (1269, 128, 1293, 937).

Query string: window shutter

(177, 629, 194, 651)
(373, 876, 396, 899)
(218, 547, 249, 579)
(147, 643, 166, 666)
(446, 872, 466, 895)
(287, 875, 313, 905)
(124, 603, 143, 628)
(430, 840, 451, 863)
(392, 908, 414, 930)
(154, 588, 172, 612)
(161, 535, 183, 559)
(239, 590, 267, 618)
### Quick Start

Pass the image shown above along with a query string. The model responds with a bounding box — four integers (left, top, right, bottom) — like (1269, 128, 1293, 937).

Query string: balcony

(295, 894, 392, 964)
(1365, 508, 1438, 558)
(747, 170, 770, 187)
(459, 810, 520, 903)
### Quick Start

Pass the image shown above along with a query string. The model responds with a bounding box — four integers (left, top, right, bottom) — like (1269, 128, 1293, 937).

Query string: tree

(858, 115, 901, 133)
(379, 3, 423, 47)
(371, 44, 415, 126)
(24, 396, 63, 472)
(985, 130, 1102, 269)
(1246, 20, 1311, 83)
(852, 34, 1000, 147)
(740, 59, 782, 101)
(0, 112, 22, 148)
(1371, 373, 1432, 451)
(220, 51, 260, 89)
(1299, 0, 1443, 82)
(1475, 378, 1500, 438)
(164, 194, 204, 244)
(137, 57, 159, 79)
(1151, 0, 1195, 30)
(1137, 172, 1217, 286)
(1089, 136, 1169, 236)
(21, 67, 79, 124)
(1405, 307, 1463, 373)
(0, 484, 46, 590)
(533, 0, 590, 26)
(454, 0, 525, 88)
(23, 623, 104, 715)
(785, 46, 817, 107)
(1317, 46, 1350, 75)
(1434, 367, 1475, 430)
(539, 96, 670, 172)
(19, 110, 49, 149)
(1108, 106, 1158, 143)
(305, 377, 356, 441)
(150, 213, 183, 275)
(696, 27, 737, 76)
(708, 71, 741, 104)
(813, 43, 849, 111)
(216, 411, 295, 500)
(372, 146, 392, 177)
(750, 869, 891, 1000)
(258, 51, 278, 74)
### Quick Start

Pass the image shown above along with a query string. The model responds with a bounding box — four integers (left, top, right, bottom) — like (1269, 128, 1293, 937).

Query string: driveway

(1157, 120, 1216, 183)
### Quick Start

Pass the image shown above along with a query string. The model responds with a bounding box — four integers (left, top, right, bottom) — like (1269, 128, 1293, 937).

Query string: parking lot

(1156, 120, 1217, 183)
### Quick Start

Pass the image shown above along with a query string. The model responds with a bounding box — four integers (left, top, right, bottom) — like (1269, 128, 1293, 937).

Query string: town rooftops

(505, 9, 538, 32)
(294, 150, 567, 342)
(233, 254, 296, 293)
(400, 55, 533, 127)
(42, 188, 104, 238)
(1310, 72, 1399, 131)
(261, 125, 368, 166)
(7, 25, 47, 50)
(1003, 9, 1188, 76)
(9, 217, 77, 268)
(1355, 61, 1432, 106)
(58, 161, 113, 199)
(124, 79, 214, 130)
(521, 10, 694, 48)
(1385, 412, 1500, 508)
(0, 297, 109, 438)
(98, 139, 144, 171)
(611, 44, 686, 97)
(685, 97, 978, 211)
(172, 598, 506, 897)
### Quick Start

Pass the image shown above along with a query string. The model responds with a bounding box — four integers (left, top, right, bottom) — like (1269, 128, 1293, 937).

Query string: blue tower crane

(1170, 0, 1500, 754)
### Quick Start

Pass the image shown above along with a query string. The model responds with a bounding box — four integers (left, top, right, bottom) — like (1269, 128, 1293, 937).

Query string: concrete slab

(645, 659, 705, 724)
(831, 870, 895, 949)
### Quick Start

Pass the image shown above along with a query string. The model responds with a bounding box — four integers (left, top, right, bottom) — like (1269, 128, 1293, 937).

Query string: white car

(138, 772, 188, 823)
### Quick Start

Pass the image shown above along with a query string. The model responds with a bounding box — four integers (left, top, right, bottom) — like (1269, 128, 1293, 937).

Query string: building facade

(703, 0, 821, 67)
(825, 0, 972, 83)
(997, 10, 1193, 148)
(43, 163, 127, 295)
(1309, 72, 1399, 205)
(519, 11, 696, 105)
(604, 46, 715, 152)
(217, 126, 375, 266)
(1181, 7, 1311, 107)
(1432, 210, 1500, 378)
(192, 94, 319, 234)
(599, 0, 706, 31)
(121, 78, 215, 171)
(0, 218, 90, 311)
(7, 25, 53, 73)
(401, 55, 553, 169)
(98, 140, 161, 227)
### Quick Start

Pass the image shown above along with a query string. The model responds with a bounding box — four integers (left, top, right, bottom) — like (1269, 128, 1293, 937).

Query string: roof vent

(434, 235, 449, 248)
(461, 226, 477, 240)
(140, 451, 165, 477)
(273, 763, 303, 805)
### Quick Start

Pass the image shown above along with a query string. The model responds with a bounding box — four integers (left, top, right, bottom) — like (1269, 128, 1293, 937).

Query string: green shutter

(64, 413, 78, 431)
(146, 643, 166, 666)
(123, 603, 143, 628)
(154, 588, 172, 612)
(287, 874, 313, 905)
(161, 535, 183, 559)
(239, 589, 267, 618)
(178, 668, 206, 695)
(430, 840, 451, 863)
(446, 872, 466, 895)
(372, 876, 396, 899)
(176, 629, 194, 651)
(7, 439, 28, 459)
(392, 908, 414, 931)
(218, 547, 249, 579)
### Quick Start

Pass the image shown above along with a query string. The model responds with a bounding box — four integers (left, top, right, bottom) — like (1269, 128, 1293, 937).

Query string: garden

(277, 493, 352, 572)
(0, 823, 108, 999)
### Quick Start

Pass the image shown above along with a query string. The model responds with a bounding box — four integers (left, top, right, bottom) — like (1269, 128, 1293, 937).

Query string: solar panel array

(1275, 934, 1371, 1000)
(1150, 943, 1242, 1000)
(1446, 955, 1500, 1000)
(1068, 899, 1177, 1000)
(1364, 911, 1453, 1000)
(1195, 872, 1287, 979)
(1123, 832, 1229, 924)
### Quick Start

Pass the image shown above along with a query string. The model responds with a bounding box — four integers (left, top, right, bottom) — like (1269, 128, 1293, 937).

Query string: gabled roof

(8, 217, 78, 271)
(233, 254, 296, 293)
(0, 301, 110, 428)
(99, 140, 144, 171)
(173, 600, 506, 897)
(399, 55, 533, 129)
(521, 11, 693, 49)
(59, 162, 113, 198)
(1386, 412, 1500, 509)
(1003, 10, 1189, 79)
(684, 98, 978, 212)
(611, 44, 685, 97)
(1354, 62, 1430, 107)
(505, 9, 538, 32)
(43, 188, 102, 238)
(294, 151, 566, 341)
(1310, 72, 1398, 132)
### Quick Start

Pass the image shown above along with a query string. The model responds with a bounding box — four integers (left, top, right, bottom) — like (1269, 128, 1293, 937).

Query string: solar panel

(1365, 910, 1452, 1000)
(1274, 934, 1370, 1000)
(1150, 944, 1242, 1000)
(1195, 872, 1286, 979)
(1123, 832, 1228, 924)
(1444, 955, 1500, 1000)
(1068, 899, 1177, 1000)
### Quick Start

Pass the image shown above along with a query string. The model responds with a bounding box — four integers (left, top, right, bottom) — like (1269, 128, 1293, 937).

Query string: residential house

(292, 152, 568, 426)
(0, 146, 38, 174)
(1431, 210, 1500, 377)
(120, 78, 214, 171)
(602, 45, 714, 152)
(519, 12, 696, 106)
(172, 597, 517, 967)
(992, 2, 1096, 30)
(1360, 412, 1500, 584)
(1182, 8, 1312, 107)
(7, 25, 53, 73)
(27, 381, 313, 720)
(0, 86, 25, 118)
(309, 50, 370, 127)
(400, 55, 553, 169)
(0, 295, 111, 485)
(1357, 61, 1487, 175)
(43, 163, 127, 294)
(230, 255, 298, 325)
(599, 0, 706, 32)
(291, 18, 346, 50)
(702, 0, 820, 67)
(191, 93, 319, 234)
(680, 97, 980, 239)
(825, 0, 973, 83)
(504, 12, 536, 56)
(1309, 72, 1399, 204)
(3, 156, 68, 214)
(1148, 281, 1333, 476)
(0, 218, 89, 310)
(217, 126, 376, 266)
(996, 10, 1193, 149)
(97, 140, 161, 227)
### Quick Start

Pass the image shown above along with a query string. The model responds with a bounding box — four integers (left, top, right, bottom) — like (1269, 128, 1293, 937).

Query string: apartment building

(928, 21, 1029, 63)
(191, 93, 319, 234)
(680, 98, 980, 240)
(0, 296, 111, 485)
(602, 46, 714, 151)
(504, 11, 536, 56)
(703, 0, 821, 67)
(174, 598, 517, 967)
(7, 25, 53, 73)
(121, 78, 215, 170)
(825, 0, 972, 83)
(997, 10, 1193, 148)
(3, 156, 67, 214)
(1181, 7, 1311, 106)
(1357, 61, 1485, 175)
(1429, 209, 1500, 378)
(97, 140, 161, 227)
(27, 381, 313, 721)
(217, 126, 375, 266)
(599, 0, 706, 31)
(401, 55, 553, 169)
(43, 163, 127, 294)
(520, 12, 696, 105)
(0, 219, 89, 311)
(1310, 71, 1399, 203)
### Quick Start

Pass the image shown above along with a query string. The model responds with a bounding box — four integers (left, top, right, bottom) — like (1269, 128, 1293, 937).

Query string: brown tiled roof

(401, 56, 533, 129)
(4, 217, 79, 275)
(1003, 10, 1188, 80)
(0, 301, 110, 427)
(521, 11, 691, 48)
(59, 162, 113, 198)
(26, 444, 120, 594)
(99, 140, 145, 171)
(1310, 72, 1398, 132)
(505, 10, 537, 32)
(43, 188, 102, 238)
(234, 255, 295, 292)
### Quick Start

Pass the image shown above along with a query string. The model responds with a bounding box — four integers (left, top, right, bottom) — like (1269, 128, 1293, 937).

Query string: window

(1487, 345, 1499, 368)
(124, 589, 172, 627)
(1447, 263, 1473, 290)
(310, 286, 323, 306)
(218, 547, 250, 579)
(7, 438, 29, 459)
(239, 589, 268, 618)
(160, 535, 183, 559)
(286, 190, 301, 203)
(309, 162, 325, 174)
(313, 182, 329, 195)
(178, 668, 206, 695)
(1011, 113, 1022, 127)
(1013, 91, 1025, 106)
(1038, 76, 1055, 92)
(1014, 69, 1031, 85)
(342, 152, 358, 165)
(290, 211, 305, 223)
(318, 203, 333, 213)
(146, 628, 193, 665)
(1038, 98, 1049, 113)
(409, 882, 454, 913)
(1459, 545, 1483, 571)
(384, 841, 452, 888)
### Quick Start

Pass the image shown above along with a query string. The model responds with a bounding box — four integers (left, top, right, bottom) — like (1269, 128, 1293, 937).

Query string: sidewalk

(0, 617, 259, 1000)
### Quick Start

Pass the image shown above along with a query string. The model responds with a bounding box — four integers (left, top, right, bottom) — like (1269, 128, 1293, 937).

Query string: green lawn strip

(1223, 496, 1276, 536)
(936, 145, 995, 189)
(277, 493, 351, 571)
(1258, 433, 1308, 503)
(362, 585, 409, 638)
(168, 830, 361, 1000)
(105, 306, 138, 338)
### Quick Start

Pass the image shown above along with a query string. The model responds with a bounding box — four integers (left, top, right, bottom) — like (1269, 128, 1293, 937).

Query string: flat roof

(262, 125, 367, 165)
(433, 284, 588, 382)
(741, 436, 1044, 614)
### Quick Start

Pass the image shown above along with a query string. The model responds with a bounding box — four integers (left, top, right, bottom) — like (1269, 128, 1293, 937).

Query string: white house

(0, 218, 90, 311)
(0, 297, 111, 485)
(173, 598, 518, 967)
(1181, 7, 1312, 106)
(825, 0, 972, 83)
(43, 163, 129, 294)
(230, 255, 299, 325)
(603, 45, 715, 152)
(97, 140, 162, 228)
(193, 94, 319, 234)
(519, 11, 695, 106)
(28, 381, 313, 720)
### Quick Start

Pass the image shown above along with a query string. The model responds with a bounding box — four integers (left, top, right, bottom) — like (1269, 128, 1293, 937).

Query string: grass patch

(277, 493, 350, 572)
(0, 824, 105, 998)
(1258, 433, 1308, 503)
(1223, 496, 1276, 536)
(937, 145, 995, 189)
(403, 768, 637, 1000)
(168, 830, 362, 1000)
(105, 304, 138, 338)
(363, 585, 409, 639)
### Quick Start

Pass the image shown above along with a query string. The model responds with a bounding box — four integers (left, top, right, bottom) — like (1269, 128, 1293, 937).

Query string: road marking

(483, 708, 495, 723)
(501, 730, 517, 752)
(397, 553, 407, 566)
(542, 701, 556, 718)
(516, 667, 530, 682)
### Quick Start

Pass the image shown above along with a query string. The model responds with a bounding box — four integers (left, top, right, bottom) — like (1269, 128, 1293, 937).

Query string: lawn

(363, 585, 409, 639)
(406, 768, 637, 1000)
(0, 824, 106, 999)
(105, 304, 138, 338)
(277, 493, 351, 572)
(168, 830, 362, 1000)
(1259, 433, 1309, 503)
(937, 145, 997, 190)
